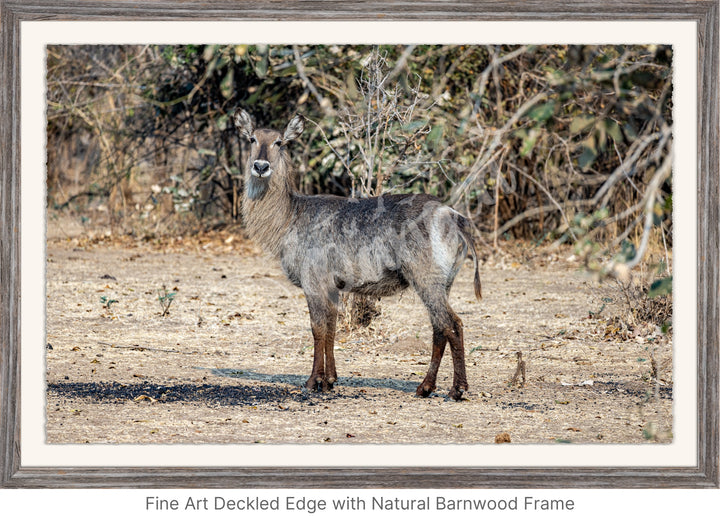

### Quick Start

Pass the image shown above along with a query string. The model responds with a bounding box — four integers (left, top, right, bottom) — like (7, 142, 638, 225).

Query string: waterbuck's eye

(273, 139, 282, 147)
(249, 136, 257, 144)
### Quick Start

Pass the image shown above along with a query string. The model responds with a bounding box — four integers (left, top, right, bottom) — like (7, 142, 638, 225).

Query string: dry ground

(45, 225, 673, 445)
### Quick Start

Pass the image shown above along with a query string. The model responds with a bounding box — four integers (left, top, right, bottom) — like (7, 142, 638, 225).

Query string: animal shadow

(212, 368, 420, 394)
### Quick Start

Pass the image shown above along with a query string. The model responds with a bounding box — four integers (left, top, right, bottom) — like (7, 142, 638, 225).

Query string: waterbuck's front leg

(307, 323, 326, 392)
(305, 294, 338, 392)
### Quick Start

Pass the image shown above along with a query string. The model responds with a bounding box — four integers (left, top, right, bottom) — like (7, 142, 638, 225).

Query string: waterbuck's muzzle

(252, 160, 272, 178)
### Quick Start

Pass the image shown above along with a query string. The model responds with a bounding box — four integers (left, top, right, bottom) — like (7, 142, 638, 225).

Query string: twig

(513, 164, 578, 242)
(292, 45, 333, 115)
(594, 129, 667, 209)
(492, 146, 509, 249)
(508, 351, 526, 387)
(449, 91, 549, 206)
(496, 199, 594, 237)
(378, 45, 416, 91)
(304, 116, 353, 176)
(97, 341, 181, 353)
(618, 149, 673, 271)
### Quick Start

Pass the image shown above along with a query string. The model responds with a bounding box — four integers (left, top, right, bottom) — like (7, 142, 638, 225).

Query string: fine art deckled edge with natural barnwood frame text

(1, 0, 717, 488)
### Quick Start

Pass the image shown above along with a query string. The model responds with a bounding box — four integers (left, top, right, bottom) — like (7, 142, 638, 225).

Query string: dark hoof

(416, 383, 435, 397)
(321, 378, 335, 392)
(448, 386, 466, 401)
(305, 376, 323, 391)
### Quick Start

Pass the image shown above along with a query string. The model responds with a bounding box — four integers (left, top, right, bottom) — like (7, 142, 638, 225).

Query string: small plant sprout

(157, 285, 176, 317)
(100, 296, 118, 311)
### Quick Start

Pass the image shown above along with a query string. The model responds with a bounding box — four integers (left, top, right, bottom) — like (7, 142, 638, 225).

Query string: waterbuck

(234, 109, 482, 400)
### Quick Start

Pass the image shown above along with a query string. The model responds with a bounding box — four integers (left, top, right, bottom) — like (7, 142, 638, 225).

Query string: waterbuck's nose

(253, 160, 271, 177)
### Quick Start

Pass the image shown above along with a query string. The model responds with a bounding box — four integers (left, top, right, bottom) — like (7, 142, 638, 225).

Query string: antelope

(233, 109, 481, 400)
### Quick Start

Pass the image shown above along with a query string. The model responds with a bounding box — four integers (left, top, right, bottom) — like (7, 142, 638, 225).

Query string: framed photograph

(1, 1, 717, 489)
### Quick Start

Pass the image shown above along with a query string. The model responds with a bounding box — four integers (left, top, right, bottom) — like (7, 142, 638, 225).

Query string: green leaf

(216, 114, 229, 131)
(233, 45, 248, 60)
(604, 119, 624, 143)
(648, 276, 672, 298)
(570, 115, 595, 134)
(253, 45, 269, 78)
(663, 194, 673, 212)
(520, 128, 540, 157)
(426, 124, 445, 151)
(527, 101, 556, 123)
(623, 123, 638, 141)
(275, 64, 298, 77)
(652, 202, 665, 226)
(618, 240, 637, 262)
(402, 119, 429, 132)
(203, 44, 219, 62)
(205, 56, 218, 76)
(595, 126, 607, 153)
(593, 207, 610, 221)
(246, 85, 263, 105)
(545, 69, 568, 86)
(220, 69, 234, 99)
(577, 136, 597, 170)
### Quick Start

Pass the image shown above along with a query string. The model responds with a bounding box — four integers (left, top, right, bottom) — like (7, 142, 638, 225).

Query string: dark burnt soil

(46, 380, 371, 407)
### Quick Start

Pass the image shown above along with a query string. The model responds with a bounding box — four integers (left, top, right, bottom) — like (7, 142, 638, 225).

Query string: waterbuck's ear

(282, 114, 305, 144)
(233, 109, 254, 140)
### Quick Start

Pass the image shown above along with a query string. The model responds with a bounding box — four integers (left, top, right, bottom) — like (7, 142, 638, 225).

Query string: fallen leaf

(495, 432, 511, 443)
(134, 394, 156, 403)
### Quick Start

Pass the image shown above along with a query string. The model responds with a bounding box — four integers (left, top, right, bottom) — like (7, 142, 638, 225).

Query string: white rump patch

(430, 207, 458, 275)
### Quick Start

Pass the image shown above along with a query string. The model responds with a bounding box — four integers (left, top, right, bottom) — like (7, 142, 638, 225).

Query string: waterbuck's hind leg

(416, 328, 447, 397)
(445, 309, 469, 401)
(417, 287, 469, 401)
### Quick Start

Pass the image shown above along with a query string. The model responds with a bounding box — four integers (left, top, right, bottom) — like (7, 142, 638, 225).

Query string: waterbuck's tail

(457, 215, 482, 300)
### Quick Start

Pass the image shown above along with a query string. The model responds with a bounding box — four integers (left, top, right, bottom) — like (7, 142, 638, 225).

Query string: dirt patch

(45, 230, 672, 445)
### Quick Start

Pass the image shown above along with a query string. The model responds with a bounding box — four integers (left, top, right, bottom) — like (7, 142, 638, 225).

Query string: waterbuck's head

(233, 109, 304, 200)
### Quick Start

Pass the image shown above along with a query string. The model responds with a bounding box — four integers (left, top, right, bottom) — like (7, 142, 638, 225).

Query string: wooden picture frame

(1, 0, 717, 488)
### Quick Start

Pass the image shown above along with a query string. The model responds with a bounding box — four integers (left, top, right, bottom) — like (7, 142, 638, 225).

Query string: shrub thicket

(47, 44, 673, 280)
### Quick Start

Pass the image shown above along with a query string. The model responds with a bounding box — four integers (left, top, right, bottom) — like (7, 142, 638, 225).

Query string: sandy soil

(45, 229, 673, 445)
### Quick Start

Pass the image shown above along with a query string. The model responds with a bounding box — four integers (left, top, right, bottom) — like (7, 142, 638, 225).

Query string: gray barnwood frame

(1, 0, 717, 488)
